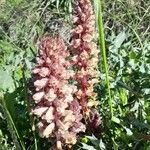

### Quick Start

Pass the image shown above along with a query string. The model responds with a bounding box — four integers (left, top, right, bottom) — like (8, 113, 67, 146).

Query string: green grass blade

(0, 93, 26, 150)
(95, 0, 114, 118)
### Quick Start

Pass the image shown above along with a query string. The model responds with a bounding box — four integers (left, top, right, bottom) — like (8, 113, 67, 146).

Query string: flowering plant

(71, 0, 100, 114)
(32, 36, 85, 149)
(31, 0, 100, 149)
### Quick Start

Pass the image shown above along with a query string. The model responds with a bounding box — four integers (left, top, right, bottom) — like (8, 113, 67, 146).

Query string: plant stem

(96, 0, 114, 118)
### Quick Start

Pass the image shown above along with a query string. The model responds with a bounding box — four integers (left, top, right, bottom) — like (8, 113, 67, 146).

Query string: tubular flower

(32, 36, 85, 149)
(71, 0, 100, 115)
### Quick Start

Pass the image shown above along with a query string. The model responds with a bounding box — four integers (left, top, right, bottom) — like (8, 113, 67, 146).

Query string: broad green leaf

(99, 139, 106, 150)
(0, 70, 15, 92)
(114, 31, 126, 49)
(129, 51, 136, 59)
(112, 116, 120, 124)
(81, 143, 97, 150)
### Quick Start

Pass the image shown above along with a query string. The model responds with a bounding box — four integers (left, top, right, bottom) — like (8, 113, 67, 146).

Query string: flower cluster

(31, 0, 101, 149)
(32, 36, 85, 149)
(71, 0, 99, 114)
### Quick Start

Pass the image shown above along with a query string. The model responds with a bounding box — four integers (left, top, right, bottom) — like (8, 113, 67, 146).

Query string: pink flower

(42, 107, 54, 123)
(33, 91, 45, 103)
(34, 78, 49, 91)
(44, 89, 57, 101)
(32, 107, 48, 116)
(71, 0, 100, 114)
(32, 36, 85, 149)
(42, 122, 55, 138)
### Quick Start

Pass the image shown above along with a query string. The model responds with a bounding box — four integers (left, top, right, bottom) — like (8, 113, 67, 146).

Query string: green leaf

(86, 135, 98, 147)
(0, 70, 15, 92)
(139, 63, 146, 73)
(81, 143, 97, 150)
(112, 116, 120, 124)
(129, 51, 136, 59)
(0, 41, 14, 54)
(81, 137, 89, 143)
(114, 31, 126, 49)
(112, 138, 119, 150)
(99, 139, 106, 150)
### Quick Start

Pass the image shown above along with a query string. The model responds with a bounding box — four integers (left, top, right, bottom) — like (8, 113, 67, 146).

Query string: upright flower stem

(95, 0, 114, 118)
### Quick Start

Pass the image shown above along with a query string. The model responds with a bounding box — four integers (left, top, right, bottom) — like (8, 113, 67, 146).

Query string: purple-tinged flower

(71, 0, 100, 115)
